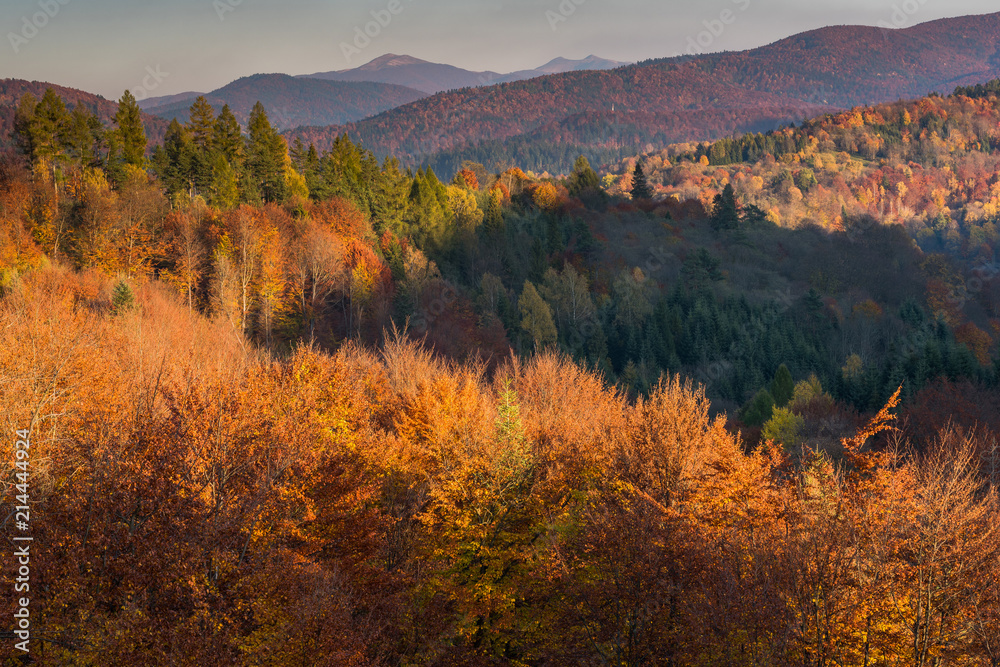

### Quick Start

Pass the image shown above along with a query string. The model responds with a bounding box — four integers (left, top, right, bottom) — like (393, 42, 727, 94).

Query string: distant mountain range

(300, 53, 630, 94)
(134, 54, 628, 132)
(139, 74, 427, 131)
(284, 12, 1000, 173)
(8, 12, 1000, 175)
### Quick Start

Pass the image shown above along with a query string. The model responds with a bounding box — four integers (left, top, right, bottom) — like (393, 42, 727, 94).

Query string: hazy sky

(1, 0, 998, 100)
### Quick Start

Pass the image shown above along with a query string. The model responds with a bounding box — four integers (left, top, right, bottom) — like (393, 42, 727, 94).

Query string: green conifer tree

(113, 90, 147, 167)
(630, 161, 653, 201)
(770, 364, 795, 408)
(213, 104, 243, 165)
(187, 96, 216, 152)
(711, 183, 740, 231)
(245, 102, 287, 203)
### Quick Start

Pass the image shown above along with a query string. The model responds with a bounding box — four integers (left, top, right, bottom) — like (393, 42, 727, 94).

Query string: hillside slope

(144, 73, 427, 131)
(285, 12, 1000, 173)
(0, 79, 169, 150)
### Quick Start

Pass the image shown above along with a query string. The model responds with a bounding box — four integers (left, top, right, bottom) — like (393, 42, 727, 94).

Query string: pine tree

(568, 156, 600, 197)
(630, 161, 653, 201)
(65, 103, 101, 165)
(187, 96, 216, 152)
(111, 279, 136, 315)
(19, 89, 70, 165)
(113, 90, 147, 167)
(245, 102, 287, 203)
(209, 153, 239, 209)
(405, 167, 452, 250)
(12, 93, 38, 160)
(155, 119, 194, 196)
(770, 364, 794, 408)
(711, 183, 740, 231)
(484, 188, 505, 233)
(289, 137, 307, 171)
(742, 388, 775, 426)
(213, 104, 243, 164)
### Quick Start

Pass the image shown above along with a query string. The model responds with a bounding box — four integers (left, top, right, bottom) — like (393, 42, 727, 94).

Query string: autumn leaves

(1, 268, 999, 663)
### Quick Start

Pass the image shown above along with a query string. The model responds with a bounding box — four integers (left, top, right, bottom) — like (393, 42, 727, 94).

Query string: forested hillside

(686, 13, 1000, 108)
(143, 74, 427, 131)
(284, 12, 1000, 174)
(0, 79, 169, 150)
(286, 65, 832, 173)
(2, 81, 1000, 664)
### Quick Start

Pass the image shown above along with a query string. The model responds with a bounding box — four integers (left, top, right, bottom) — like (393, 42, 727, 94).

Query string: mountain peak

(357, 54, 430, 71)
(530, 55, 630, 75)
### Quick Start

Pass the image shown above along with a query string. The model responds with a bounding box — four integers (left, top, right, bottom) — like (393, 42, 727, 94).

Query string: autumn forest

(2, 56, 1000, 665)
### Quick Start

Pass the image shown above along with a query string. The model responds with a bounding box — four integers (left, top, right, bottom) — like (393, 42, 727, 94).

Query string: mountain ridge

(283, 12, 1000, 173)
(0, 78, 170, 150)
(300, 53, 629, 94)
(141, 73, 427, 131)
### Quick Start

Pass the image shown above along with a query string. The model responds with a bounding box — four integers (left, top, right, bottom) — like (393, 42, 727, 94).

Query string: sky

(1, 0, 998, 100)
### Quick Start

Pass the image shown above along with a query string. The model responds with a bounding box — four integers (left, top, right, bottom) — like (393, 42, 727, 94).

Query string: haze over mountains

(139, 74, 427, 131)
(7, 12, 1000, 173)
(133, 54, 627, 133)
(285, 11, 1000, 173)
(301, 53, 630, 94)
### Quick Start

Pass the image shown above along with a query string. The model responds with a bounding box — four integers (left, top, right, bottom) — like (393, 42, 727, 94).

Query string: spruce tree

(111, 279, 136, 315)
(13, 93, 38, 160)
(213, 104, 243, 164)
(245, 102, 287, 203)
(113, 90, 147, 167)
(66, 103, 101, 165)
(711, 183, 740, 231)
(484, 188, 505, 233)
(209, 153, 239, 209)
(630, 161, 653, 201)
(742, 388, 775, 426)
(568, 156, 600, 197)
(770, 364, 794, 408)
(289, 137, 307, 171)
(187, 96, 216, 152)
(187, 98, 217, 194)
(406, 168, 451, 249)
(21, 89, 70, 164)
(152, 119, 193, 196)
